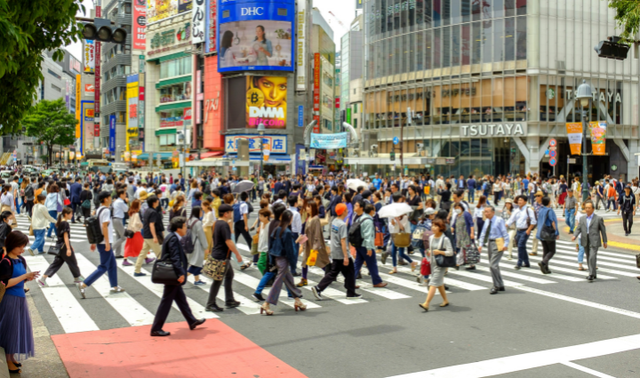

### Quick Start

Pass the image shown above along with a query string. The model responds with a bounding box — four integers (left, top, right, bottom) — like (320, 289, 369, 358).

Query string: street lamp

(257, 123, 265, 178)
(576, 79, 592, 202)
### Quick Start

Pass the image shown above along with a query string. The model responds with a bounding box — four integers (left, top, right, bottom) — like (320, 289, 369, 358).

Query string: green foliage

(609, 0, 640, 40)
(22, 99, 78, 165)
(0, 0, 84, 135)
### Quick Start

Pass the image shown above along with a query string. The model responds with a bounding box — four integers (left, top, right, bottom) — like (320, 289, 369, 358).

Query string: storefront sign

(310, 132, 348, 149)
(225, 134, 287, 154)
(295, 0, 306, 91)
(566, 123, 583, 155)
(192, 0, 206, 44)
(184, 107, 192, 120)
(589, 121, 607, 156)
(84, 84, 94, 96)
(148, 23, 191, 56)
(75, 74, 81, 138)
(133, 0, 146, 50)
(109, 114, 116, 154)
(246, 76, 287, 129)
(298, 105, 304, 127)
(148, 0, 192, 24)
(460, 123, 526, 137)
(84, 108, 94, 122)
(205, 0, 217, 53)
(83, 40, 94, 73)
(313, 53, 320, 133)
(566, 89, 622, 104)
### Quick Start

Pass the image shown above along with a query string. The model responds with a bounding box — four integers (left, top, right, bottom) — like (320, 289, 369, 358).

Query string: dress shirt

(586, 213, 594, 230)
(506, 205, 537, 230)
(478, 216, 509, 248)
(112, 198, 129, 218)
(289, 207, 302, 233)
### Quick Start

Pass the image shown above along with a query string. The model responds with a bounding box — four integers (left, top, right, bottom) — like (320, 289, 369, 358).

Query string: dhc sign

(241, 7, 264, 15)
(460, 123, 527, 137)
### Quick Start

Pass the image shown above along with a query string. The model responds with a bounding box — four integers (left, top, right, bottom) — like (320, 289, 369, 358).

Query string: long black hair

(221, 30, 234, 49)
(254, 25, 268, 43)
(56, 207, 73, 231)
(278, 210, 292, 237)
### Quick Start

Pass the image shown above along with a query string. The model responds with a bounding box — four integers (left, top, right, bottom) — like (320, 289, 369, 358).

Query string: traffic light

(594, 36, 629, 60)
(390, 150, 395, 161)
(82, 18, 127, 44)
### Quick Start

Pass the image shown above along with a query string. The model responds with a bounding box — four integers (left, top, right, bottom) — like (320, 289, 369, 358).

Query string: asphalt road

(20, 201, 640, 378)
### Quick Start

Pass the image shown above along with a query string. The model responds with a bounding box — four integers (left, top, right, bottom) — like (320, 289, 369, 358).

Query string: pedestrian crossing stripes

(21, 202, 640, 335)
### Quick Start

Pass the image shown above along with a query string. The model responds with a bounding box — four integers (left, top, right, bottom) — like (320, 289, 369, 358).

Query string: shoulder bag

(540, 212, 557, 241)
(434, 236, 457, 268)
(47, 244, 61, 256)
(151, 235, 179, 285)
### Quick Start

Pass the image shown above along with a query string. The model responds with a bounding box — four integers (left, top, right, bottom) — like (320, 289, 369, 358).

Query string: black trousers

(541, 240, 556, 266)
(152, 284, 197, 332)
(44, 246, 81, 278)
(207, 261, 235, 307)
(317, 258, 357, 297)
(26, 199, 34, 218)
(234, 221, 252, 248)
(622, 210, 634, 233)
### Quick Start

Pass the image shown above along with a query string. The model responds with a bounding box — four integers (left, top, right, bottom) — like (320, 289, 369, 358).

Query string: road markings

(561, 362, 617, 378)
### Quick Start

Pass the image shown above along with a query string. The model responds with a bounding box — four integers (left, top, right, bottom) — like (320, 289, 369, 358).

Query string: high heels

(294, 300, 307, 312)
(260, 304, 274, 316)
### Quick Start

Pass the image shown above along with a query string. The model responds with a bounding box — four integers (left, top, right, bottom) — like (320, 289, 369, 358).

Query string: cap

(424, 208, 436, 216)
(335, 203, 347, 216)
(138, 190, 148, 200)
(535, 191, 543, 197)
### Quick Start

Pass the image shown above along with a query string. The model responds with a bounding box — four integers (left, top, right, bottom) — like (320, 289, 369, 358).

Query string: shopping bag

(420, 257, 431, 275)
(306, 249, 318, 266)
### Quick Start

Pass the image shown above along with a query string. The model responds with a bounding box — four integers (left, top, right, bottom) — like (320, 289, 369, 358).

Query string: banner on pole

(565, 123, 583, 155)
(589, 121, 607, 156)
(310, 132, 348, 149)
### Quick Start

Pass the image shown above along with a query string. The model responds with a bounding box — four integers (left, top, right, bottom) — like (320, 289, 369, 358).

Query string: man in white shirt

(287, 195, 302, 276)
(112, 189, 129, 259)
(233, 192, 253, 268)
(506, 195, 537, 270)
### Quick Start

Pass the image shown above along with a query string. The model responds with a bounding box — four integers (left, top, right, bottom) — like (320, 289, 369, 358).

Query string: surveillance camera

(416, 143, 424, 149)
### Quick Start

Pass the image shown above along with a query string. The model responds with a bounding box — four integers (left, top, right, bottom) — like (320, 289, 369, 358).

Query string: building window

(51, 84, 61, 92)
(160, 56, 192, 79)
(160, 82, 192, 103)
(47, 69, 61, 80)
(159, 134, 176, 146)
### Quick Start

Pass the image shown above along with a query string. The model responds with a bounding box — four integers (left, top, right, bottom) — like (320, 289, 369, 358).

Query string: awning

(197, 151, 225, 159)
(155, 100, 191, 113)
(186, 157, 250, 167)
(137, 152, 173, 160)
(156, 75, 192, 89)
(146, 51, 191, 64)
(155, 128, 177, 136)
(344, 156, 456, 166)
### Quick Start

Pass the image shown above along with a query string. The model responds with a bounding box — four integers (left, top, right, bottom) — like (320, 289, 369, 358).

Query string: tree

(22, 99, 77, 165)
(609, 0, 640, 40)
(0, 0, 84, 134)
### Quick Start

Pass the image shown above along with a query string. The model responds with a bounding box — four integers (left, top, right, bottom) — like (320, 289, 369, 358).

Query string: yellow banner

(589, 121, 607, 156)
(566, 123, 583, 155)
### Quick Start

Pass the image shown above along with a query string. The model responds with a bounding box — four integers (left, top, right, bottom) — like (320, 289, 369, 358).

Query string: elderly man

(572, 201, 607, 282)
(478, 206, 509, 294)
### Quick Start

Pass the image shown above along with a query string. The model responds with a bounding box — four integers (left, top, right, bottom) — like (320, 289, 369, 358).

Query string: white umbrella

(378, 203, 413, 219)
(346, 178, 368, 192)
(232, 180, 254, 193)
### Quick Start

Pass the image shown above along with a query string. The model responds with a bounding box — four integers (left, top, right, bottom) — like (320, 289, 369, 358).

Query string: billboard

(218, 0, 294, 73)
(147, 0, 193, 24)
(109, 114, 116, 155)
(126, 74, 140, 152)
(310, 132, 348, 149)
(205, 0, 217, 53)
(192, 0, 206, 44)
(313, 53, 320, 132)
(83, 40, 95, 73)
(246, 75, 287, 129)
(133, 0, 147, 50)
(295, 0, 306, 91)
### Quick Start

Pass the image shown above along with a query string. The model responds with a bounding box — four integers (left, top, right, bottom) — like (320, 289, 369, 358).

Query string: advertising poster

(126, 75, 139, 152)
(84, 84, 95, 96)
(566, 123, 583, 155)
(83, 40, 95, 73)
(133, 0, 147, 50)
(205, 0, 217, 53)
(589, 121, 607, 156)
(246, 76, 287, 129)
(296, 0, 306, 91)
(313, 53, 320, 132)
(218, 0, 295, 72)
(109, 114, 116, 155)
(148, 0, 192, 24)
(192, 0, 206, 44)
(75, 75, 81, 138)
(310, 132, 348, 149)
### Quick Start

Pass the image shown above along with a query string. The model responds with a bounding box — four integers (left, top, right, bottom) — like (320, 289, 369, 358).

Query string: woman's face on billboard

(257, 77, 287, 107)
(256, 26, 265, 40)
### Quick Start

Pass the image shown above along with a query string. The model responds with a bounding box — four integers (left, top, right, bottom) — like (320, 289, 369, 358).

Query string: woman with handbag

(388, 196, 417, 274)
(0, 231, 39, 373)
(123, 200, 147, 267)
(27, 194, 56, 255)
(187, 207, 209, 285)
(298, 201, 330, 287)
(535, 197, 559, 274)
(36, 208, 83, 287)
(260, 210, 306, 315)
(419, 219, 453, 312)
(453, 202, 476, 270)
(44, 184, 63, 240)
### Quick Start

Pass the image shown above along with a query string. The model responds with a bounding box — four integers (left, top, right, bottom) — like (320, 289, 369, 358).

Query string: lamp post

(257, 123, 265, 178)
(576, 80, 592, 202)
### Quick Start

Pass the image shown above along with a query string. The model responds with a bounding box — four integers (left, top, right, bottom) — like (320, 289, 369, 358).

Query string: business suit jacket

(70, 182, 82, 203)
(574, 213, 607, 248)
(161, 232, 188, 284)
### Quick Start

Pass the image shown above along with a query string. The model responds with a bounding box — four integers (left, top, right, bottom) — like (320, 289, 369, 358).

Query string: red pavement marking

(51, 320, 307, 378)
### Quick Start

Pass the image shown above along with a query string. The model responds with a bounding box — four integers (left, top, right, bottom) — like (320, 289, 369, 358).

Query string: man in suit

(69, 177, 83, 223)
(151, 216, 205, 337)
(572, 201, 607, 282)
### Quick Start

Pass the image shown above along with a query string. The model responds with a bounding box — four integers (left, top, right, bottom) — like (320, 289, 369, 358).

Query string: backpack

(24, 185, 33, 198)
(181, 219, 198, 254)
(85, 207, 109, 244)
(411, 224, 430, 250)
(246, 200, 254, 214)
(233, 203, 242, 223)
(348, 216, 371, 248)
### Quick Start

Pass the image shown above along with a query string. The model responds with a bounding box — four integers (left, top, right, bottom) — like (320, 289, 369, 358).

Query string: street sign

(550, 158, 557, 166)
(393, 137, 399, 145)
(545, 149, 549, 156)
(550, 150, 557, 158)
(549, 139, 557, 147)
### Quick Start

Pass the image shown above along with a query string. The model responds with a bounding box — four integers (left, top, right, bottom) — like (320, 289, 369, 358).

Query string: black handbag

(47, 244, 61, 256)
(539, 211, 556, 241)
(124, 229, 135, 238)
(433, 236, 457, 268)
(151, 236, 179, 285)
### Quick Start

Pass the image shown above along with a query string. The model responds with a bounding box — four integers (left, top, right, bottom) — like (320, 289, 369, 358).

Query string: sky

(66, 0, 357, 61)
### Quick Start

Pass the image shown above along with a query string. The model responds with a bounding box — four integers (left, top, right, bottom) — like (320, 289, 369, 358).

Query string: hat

(505, 198, 513, 204)
(424, 208, 436, 216)
(335, 203, 347, 216)
(138, 190, 148, 200)
(535, 191, 543, 197)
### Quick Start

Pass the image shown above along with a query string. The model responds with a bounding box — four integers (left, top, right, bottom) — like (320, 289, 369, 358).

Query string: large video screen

(246, 76, 287, 129)
(218, 0, 295, 73)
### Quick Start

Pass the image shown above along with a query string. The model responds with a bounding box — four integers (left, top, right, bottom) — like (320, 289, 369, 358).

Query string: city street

(17, 201, 640, 378)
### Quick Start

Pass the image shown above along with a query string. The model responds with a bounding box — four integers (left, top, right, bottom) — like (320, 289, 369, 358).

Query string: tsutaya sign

(565, 89, 622, 104)
(461, 123, 527, 137)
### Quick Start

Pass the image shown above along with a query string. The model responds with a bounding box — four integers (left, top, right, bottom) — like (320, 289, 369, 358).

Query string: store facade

(359, 0, 639, 181)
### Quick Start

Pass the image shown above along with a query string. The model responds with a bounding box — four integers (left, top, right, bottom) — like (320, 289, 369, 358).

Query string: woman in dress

(253, 25, 273, 66)
(388, 196, 417, 274)
(201, 200, 215, 258)
(187, 207, 209, 285)
(0, 231, 39, 373)
(299, 201, 330, 287)
(122, 200, 146, 267)
(418, 219, 452, 312)
(453, 202, 476, 270)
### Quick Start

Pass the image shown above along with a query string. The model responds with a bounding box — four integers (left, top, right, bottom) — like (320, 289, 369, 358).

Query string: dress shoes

(151, 330, 171, 337)
(205, 305, 224, 312)
(190, 319, 206, 330)
(497, 286, 505, 291)
(373, 282, 388, 288)
(586, 275, 594, 282)
(490, 287, 499, 295)
(226, 300, 241, 309)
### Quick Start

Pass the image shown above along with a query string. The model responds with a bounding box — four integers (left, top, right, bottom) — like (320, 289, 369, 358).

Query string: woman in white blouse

(201, 200, 215, 257)
(0, 184, 15, 214)
(27, 194, 57, 255)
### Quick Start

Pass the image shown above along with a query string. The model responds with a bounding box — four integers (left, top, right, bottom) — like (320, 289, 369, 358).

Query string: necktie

(484, 220, 492, 244)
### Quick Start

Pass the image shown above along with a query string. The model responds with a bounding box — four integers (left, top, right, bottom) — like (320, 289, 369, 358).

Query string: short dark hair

(278, 189, 287, 199)
(364, 203, 375, 214)
(272, 203, 286, 220)
(354, 199, 365, 209)
(170, 216, 187, 232)
(454, 189, 464, 198)
(287, 195, 298, 207)
(116, 189, 126, 198)
(542, 197, 551, 206)
(147, 195, 159, 207)
(98, 191, 111, 204)
(218, 204, 233, 216)
(240, 192, 248, 201)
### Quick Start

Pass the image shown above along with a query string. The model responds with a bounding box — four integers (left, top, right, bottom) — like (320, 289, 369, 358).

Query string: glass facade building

(360, 0, 640, 181)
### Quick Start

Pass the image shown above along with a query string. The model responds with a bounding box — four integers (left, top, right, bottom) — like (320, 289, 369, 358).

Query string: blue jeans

(15, 198, 20, 215)
(468, 189, 475, 203)
(577, 244, 585, 263)
(516, 230, 530, 267)
(354, 246, 382, 285)
(84, 243, 118, 288)
(30, 229, 46, 253)
(47, 210, 58, 238)
(392, 244, 413, 267)
(565, 208, 576, 232)
(255, 271, 292, 297)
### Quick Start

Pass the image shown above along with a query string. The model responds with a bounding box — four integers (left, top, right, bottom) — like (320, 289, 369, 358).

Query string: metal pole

(582, 109, 589, 202)
(260, 134, 264, 178)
